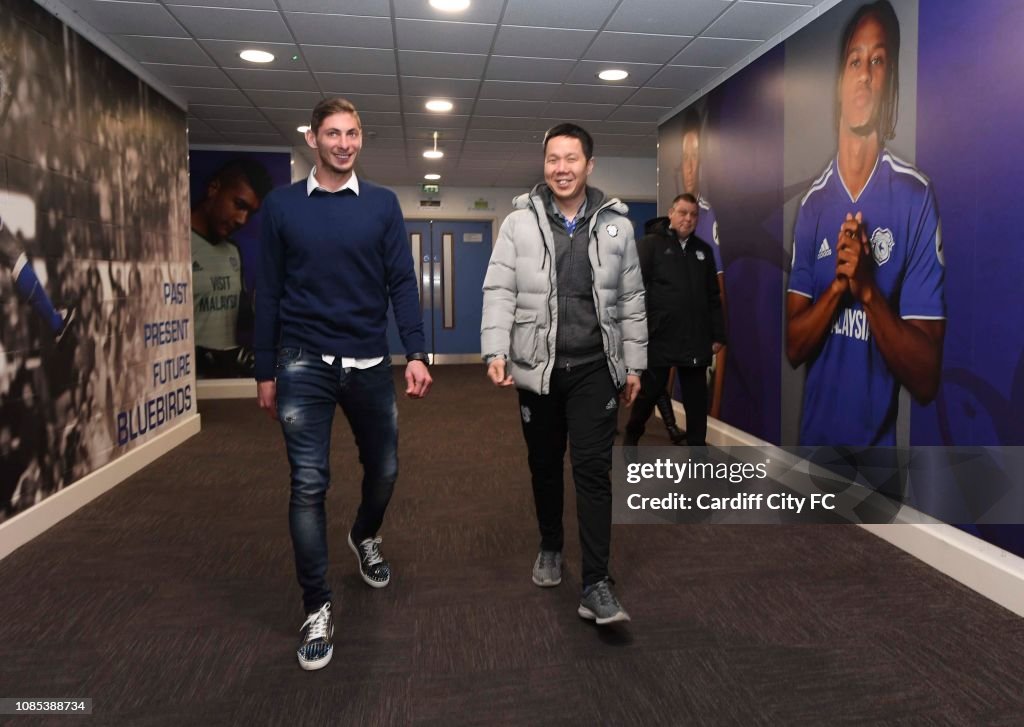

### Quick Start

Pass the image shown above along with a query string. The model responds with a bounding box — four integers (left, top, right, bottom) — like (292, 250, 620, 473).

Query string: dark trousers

(275, 349, 399, 613)
(627, 366, 708, 446)
(517, 359, 618, 587)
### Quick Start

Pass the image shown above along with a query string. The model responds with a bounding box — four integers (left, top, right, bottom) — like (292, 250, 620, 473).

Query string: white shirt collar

(307, 167, 359, 196)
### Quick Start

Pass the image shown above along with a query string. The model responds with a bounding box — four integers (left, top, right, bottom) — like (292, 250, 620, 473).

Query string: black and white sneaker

(297, 602, 334, 671)
(348, 533, 391, 588)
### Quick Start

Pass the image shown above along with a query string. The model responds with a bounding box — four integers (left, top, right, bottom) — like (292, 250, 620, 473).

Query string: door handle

(423, 255, 431, 263)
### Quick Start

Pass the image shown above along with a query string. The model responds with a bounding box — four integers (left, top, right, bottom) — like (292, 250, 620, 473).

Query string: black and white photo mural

(0, 0, 191, 521)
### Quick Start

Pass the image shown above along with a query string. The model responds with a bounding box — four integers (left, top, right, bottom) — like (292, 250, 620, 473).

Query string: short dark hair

(672, 193, 698, 208)
(543, 123, 594, 160)
(310, 97, 362, 135)
(836, 0, 901, 141)
(209, 158, 274, 201)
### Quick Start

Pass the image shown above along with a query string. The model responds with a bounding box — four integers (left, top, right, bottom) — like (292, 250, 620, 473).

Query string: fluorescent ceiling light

(239, 49, 274, 64)
(425, 99, 454, 112)
(429, 0, 471, 11)
(297, 125, 310, 133)
(597, 69, 629, 81)
(424, 174, 441, 180)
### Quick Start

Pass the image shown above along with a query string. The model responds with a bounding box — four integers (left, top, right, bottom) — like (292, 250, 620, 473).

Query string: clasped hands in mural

(835, 211, 875, 303)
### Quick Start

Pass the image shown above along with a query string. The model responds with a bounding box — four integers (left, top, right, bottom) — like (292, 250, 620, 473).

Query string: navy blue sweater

(253, 178, 425, 381)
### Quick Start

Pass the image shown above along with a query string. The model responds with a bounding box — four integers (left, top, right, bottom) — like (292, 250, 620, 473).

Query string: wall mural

(0, 0, 191, 522)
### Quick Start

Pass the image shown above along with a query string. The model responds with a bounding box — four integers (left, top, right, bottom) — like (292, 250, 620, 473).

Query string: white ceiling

(54, 0, 833, 187)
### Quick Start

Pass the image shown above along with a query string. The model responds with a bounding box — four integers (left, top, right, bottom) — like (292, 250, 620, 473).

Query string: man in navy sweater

(254, 97, 432, 671)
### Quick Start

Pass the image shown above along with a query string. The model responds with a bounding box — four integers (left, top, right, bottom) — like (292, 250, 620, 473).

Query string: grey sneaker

(578, 578, 631, 625)
(297, 602, 334, 671)
(532, 550, 562, 587)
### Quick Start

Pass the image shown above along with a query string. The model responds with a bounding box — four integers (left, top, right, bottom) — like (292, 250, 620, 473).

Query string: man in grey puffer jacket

(481, 123, 647, 625)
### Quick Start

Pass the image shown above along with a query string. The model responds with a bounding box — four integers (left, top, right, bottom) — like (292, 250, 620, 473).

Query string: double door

(387, 219, 492, 357)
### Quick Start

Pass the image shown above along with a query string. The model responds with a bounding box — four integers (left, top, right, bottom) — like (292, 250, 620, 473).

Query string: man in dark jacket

(624, 193, 725, 447)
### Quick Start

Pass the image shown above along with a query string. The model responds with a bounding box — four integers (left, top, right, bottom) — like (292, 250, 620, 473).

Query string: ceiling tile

(167, 5, 291, 42)
(705, 1, 811, 41)
(555, 83, 639, 105)
(65, 1, 187, 36)
(245, 89, 325, 108)
(356, 111, 403, 126)
(262, 107, 314, 125)
(502, 0, 620, 31)
(278, 0, 389, 14)
(605, 105, 669, 123)
(206, 118, 278, 133)
(394, 19, 496, 54)
(405, 114, 471, 130)
(189, 104, 262, 121)
(397, 51, 488, 80)
(485, 56, 574, 84)
(224, 68, 319, 92)
(188, 131, 226, 144)
(671, 36, 760, 67)
(466, 128, 538, 143)
(186, 117, 215, 134)
(198, 39, 302, 70)
(471, 116, 543, 130)
(184, 0, 278, 8)
(286, 13, 394, 48)
(316, 72, 399, 95)
(479, 80, 559, 102)
(473, 99, 548, 118)
(628, 87, 687, 107)
(393, 0, 505, 23)
(544, 102, 616, 121)
(172, 86, 250, 105)
(564, 61, 661, 86)
(299, 46, 393, 75)
(141, 63, 234, 88)
(330, 93, 402, 112)
(112, 35, 212, 66)
(492, 26, 596, 59)
(585, 32, 692, 65)
(606, 0, 730, 36)
(400, 77, 481, 99)
(591, 120, 658, 135)
(647, 65, 721, 91)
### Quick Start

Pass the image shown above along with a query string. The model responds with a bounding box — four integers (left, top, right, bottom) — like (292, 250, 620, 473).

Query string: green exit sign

(421, 183, 440, 195)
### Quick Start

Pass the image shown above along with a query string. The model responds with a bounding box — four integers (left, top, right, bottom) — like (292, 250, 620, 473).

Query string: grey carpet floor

(1, 365, 1022, 726)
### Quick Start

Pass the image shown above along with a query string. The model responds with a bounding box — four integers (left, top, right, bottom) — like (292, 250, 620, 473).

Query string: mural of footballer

(786, 0, 945, 446)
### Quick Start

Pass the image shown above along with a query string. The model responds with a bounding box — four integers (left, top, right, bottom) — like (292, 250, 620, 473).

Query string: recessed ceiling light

(429, 0, 471, 11)
(598, 69, 629, 81)
(424, 174, 441, 181)
(297, 125, 310, 133)
(424, 130, 444, 159)
(425, 99, 454, 113)
(239, 49, 274, 64)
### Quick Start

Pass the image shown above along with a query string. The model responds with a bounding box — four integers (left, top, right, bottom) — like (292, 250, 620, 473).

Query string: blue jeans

(275, 348, 399, 613)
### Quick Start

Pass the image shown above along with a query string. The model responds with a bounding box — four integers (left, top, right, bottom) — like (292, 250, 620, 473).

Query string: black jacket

(637, 217, 725, 368)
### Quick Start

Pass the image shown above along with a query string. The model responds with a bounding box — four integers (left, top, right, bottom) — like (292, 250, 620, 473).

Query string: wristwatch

(407, 352, 431, 366)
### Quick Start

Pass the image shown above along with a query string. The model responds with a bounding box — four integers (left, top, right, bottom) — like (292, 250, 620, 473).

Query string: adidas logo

(817, 238, 832, 260)
(605, 397, 617, 411)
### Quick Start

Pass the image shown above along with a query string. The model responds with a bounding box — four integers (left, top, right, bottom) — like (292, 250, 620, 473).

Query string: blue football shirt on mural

(788, 151, 945, 446)
(695, 194, 724, 275)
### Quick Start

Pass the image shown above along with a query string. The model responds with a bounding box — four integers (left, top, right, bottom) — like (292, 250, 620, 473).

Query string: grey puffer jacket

(481, 184, 647, 395)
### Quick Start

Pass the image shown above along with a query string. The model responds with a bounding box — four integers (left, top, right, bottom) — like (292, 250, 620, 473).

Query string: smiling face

(838, 13, 889, 138)
(306, 111, 362, 185)
(543, 134, 593, 209)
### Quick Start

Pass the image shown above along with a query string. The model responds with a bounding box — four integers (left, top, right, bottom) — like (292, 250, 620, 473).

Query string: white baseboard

(0, 414, 202, 561)
(662, 402, 1024, 618)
